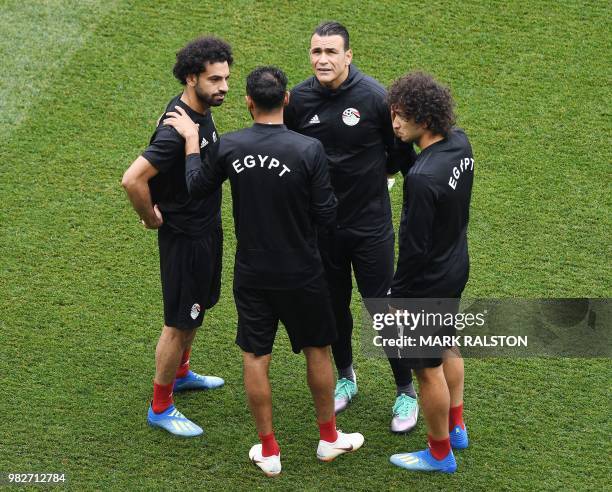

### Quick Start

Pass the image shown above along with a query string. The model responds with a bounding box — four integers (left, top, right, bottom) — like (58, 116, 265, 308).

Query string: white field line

(0, 0, 119, 137)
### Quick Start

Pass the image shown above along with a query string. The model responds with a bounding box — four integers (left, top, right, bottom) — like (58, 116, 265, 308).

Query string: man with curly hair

(122, 36, 232, 437)
(386, 72, 474, 473)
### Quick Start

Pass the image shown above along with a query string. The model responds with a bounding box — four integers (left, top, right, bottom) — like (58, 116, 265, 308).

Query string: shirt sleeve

(283, 92, 298, 131)
(185, 141, 227, 199)
(377, 93, 417, 175)
(141, 126, 183, 173)
(394, 174, 437, 285)
(308, 142, 337, 227)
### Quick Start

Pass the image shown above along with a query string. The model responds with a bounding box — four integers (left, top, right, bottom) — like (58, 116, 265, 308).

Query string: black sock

(396, 381, 416, 398)
(337, 364, 355, 382)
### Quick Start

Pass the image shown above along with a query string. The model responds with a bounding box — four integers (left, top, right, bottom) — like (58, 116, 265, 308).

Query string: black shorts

(158, 224, 222, 330)
(385, 292, 463, 370)
(234, 275, 337, 356)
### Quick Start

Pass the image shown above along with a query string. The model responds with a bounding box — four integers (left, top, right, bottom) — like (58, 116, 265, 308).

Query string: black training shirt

(392, 128, 475, 297)
(142, 95, 221, 237)
(285, 65, 416, 231)
(185, 123, 337, 289)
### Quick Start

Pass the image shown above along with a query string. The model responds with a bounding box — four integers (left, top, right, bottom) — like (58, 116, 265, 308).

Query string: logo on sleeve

(342, 108, 360, 126)
(212, 131, 218, 143)
(309, 114, 320, 124)
(200, 137, 209, 149)
(190, 303, 201, 320)
(448, 157, 474, 190)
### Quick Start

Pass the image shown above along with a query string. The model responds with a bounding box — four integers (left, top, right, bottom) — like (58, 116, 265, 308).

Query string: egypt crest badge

(342, 107, 360, 126)
(190, 303, 201, 320)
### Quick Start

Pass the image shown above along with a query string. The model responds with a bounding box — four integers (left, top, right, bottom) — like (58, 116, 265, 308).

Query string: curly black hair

(387, 72, 455, 136)
(173, 36, 233, 85)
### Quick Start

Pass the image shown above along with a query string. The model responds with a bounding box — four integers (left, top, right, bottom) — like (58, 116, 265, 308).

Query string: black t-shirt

(392, 128, 475, 297)
(185, 123, 337, 289)
(285, 65, 416, 232)
(141, 95, 221, 237)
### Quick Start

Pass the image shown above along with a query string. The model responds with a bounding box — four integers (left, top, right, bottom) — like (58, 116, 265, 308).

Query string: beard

(195, 86, 226, 107)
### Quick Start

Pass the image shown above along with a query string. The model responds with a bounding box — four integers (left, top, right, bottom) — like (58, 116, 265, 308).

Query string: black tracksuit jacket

(392, 128, 475, 297)
(185, 123, 337, 289)
(285, 65, 416, 233)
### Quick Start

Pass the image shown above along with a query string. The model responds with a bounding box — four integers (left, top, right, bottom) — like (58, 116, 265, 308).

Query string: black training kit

(392, 128, 475, 297)
(285, 65, 416, 231)
(142, 95, 222, 237)
(185, 123, 337, 289)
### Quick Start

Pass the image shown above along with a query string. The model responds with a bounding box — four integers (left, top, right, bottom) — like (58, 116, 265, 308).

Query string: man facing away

(284, 21, 419, 432)
(122, 36, 232, 437)
(163, 66, 364, 477)
(387, 72, 473, 473)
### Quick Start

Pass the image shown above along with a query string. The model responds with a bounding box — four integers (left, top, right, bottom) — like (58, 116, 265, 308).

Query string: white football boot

(249, 444, 281, 477)
(317, 430, 364, 462)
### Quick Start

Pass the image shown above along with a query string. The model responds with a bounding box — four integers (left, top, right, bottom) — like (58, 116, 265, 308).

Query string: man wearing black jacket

(164, 66, 364, 477)
(284, 21, 419, 432)
(387, 72, 473, 473)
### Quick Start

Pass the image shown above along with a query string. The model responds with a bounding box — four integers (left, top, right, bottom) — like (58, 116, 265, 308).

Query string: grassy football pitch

(0, 0, 610, 490)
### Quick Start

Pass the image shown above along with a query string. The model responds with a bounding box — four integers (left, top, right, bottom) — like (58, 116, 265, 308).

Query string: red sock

(259, 432, 280, 457)
(152, 382, 174, 414)
(449, 402, 465, 431)
(428, 435, 451, 461)
(319, 416, 338, 443)
(175, 349, 191, 379)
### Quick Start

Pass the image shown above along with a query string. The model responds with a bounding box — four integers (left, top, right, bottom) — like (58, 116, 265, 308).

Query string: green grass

(0, 0, 610, 490)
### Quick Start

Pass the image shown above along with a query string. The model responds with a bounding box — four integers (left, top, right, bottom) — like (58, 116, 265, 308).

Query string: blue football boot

(450, 424, 469, 449)
(390, 448, 457, 473)
(147, 405, 203, 437)
(173, 370, 224, 392)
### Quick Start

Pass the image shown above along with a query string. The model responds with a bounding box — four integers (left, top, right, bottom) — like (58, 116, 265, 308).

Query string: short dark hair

(387, 72, 456, 136)
(246, 66, 288, 111)
(312, 21, 350, 50)
(173, 36, 233, 85)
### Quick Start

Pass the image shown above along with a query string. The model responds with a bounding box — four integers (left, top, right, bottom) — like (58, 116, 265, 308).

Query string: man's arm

(283, 91, 297, 131)
(163, 106, 228, 198)
(184, 149, 227, 199)
(395, 174, 437, 284)
(121, 156, 163, 229)
(309, 142, 338, 227)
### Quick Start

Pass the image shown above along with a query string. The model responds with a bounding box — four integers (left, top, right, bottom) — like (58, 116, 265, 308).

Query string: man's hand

(141, 204, 163, 229)
(163, 106, 199, 140)
(122, 156, 162, 230)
